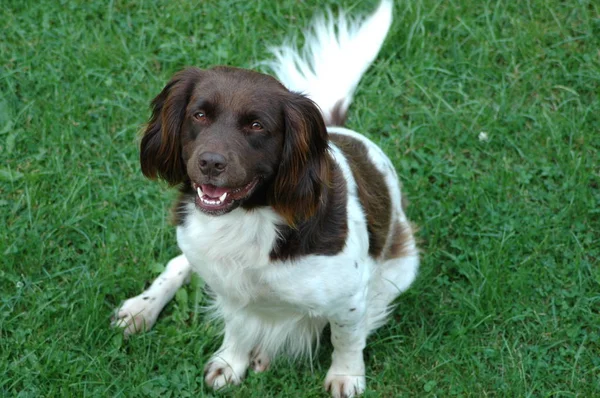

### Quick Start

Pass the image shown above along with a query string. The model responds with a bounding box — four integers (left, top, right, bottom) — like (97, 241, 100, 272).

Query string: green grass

(1, 0, 599, 396)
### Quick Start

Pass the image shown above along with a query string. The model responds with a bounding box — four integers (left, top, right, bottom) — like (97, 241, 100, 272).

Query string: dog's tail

(267, 0, 393, 126)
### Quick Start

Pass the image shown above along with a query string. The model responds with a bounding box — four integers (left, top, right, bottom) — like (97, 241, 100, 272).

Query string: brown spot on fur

(330, 133, 391, 258)
(270, 159, 348, 260)
(327, 99, 347, 126)
(383, 220, 414, 259)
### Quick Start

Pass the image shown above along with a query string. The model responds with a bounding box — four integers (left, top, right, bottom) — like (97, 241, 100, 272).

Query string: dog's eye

(250, 121, 263, 131)
(193, 111, 207, 122)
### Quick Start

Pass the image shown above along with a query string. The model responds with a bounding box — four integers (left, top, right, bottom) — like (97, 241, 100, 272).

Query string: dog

(113, 1, 418, 396)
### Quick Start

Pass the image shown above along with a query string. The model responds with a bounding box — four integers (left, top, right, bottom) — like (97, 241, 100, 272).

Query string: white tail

(267, 0, 393, 126)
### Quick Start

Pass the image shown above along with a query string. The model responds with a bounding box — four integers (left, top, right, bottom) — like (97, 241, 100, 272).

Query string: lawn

(1, 0, 598, 396)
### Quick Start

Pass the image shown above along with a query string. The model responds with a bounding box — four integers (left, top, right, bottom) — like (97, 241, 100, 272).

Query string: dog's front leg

(325, 296, 368, 398)
(112, 254, 192, 336)
(204, 308, 253, 389)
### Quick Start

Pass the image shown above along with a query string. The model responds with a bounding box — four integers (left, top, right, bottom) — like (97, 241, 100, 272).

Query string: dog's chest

(178, 204, 280, 263)
(177, 204, 368, 313)
(176, 205, 281, 297)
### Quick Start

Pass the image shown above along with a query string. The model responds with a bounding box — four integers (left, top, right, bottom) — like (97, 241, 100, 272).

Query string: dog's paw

(250, 348, 271, 373)
(111, 294, 160, 336)
(204, 355, 248, 389)
(325, 373, 366, 398)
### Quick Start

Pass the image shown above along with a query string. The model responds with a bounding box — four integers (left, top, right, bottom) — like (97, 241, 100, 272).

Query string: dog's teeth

(219, 192, 227, 202)
(197, 187, 203, 197)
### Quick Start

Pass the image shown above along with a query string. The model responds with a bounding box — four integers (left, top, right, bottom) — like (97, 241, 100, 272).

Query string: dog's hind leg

(366, 252, 419, 333)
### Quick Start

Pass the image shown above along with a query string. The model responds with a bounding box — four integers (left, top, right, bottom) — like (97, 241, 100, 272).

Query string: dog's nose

(199, 152, 227, 176)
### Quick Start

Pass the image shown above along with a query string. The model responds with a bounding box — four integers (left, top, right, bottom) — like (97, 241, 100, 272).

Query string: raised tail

(267, 0, 393, 126)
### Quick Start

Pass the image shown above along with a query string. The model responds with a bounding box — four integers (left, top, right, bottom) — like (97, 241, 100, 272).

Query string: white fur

(267, 0, 393, 125)
(114, 2, 418, 397)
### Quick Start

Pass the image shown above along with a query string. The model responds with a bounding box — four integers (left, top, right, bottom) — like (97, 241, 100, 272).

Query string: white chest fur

(177, 205, 281, 298)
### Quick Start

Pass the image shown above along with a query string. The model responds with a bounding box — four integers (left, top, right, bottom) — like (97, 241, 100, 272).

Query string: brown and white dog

(113, 1, 418, 396)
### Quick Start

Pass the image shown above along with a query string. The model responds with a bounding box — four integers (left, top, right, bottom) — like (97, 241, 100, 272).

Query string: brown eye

(194, 111, 207, 122)
(250, 121, 263, 130)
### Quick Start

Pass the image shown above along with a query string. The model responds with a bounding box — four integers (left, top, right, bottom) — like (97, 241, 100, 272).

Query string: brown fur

(383, 221, 414, 260)
(330, 133, 391, 259)
(269, 94, 331, 226)
(328, 100, 348, 127)
(270, 160, 348, 261)
(141, 68, 204, 185)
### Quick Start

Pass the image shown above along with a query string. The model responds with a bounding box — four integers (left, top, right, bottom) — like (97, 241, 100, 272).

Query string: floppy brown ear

(271, 94, 330, 225)
(140, 67, 203, 185)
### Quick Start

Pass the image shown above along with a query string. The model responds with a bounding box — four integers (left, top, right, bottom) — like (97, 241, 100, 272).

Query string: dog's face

(180, 68, 286, 215)
(140, 66, 330, 223)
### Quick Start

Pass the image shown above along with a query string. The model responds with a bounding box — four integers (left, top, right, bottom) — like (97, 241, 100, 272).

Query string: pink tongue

(201, 184, 230, 198)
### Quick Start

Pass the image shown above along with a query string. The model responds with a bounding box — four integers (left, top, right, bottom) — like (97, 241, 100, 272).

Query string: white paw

(325, 372, 366, 398)
(250, 349, 270, 373)
(204, 355, 248, 389)
(111, 294, 160, 336)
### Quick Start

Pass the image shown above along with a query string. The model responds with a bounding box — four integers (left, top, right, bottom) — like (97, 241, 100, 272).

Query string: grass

(1, 0, 599, 396)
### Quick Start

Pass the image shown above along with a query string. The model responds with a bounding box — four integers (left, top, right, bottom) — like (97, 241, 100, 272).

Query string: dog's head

(140, 66, 329, 224)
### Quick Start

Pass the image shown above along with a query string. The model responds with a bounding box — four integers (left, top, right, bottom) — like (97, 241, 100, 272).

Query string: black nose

(199, 152, 227, 176)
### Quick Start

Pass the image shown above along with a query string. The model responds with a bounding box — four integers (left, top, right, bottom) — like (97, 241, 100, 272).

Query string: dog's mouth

(192, 178, 260, 215)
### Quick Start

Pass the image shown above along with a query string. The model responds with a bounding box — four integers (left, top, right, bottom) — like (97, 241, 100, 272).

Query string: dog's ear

(271, 94, 330, 225)
(140, 67, 203, 185)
